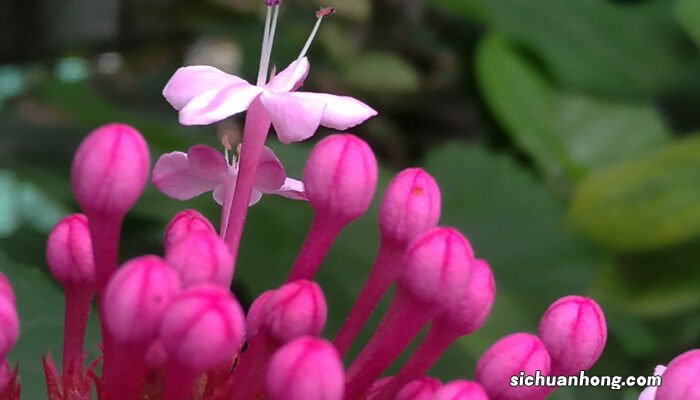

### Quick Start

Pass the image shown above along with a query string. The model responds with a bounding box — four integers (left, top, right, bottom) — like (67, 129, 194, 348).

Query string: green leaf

(677, 0, 700, 47)
(570, 134, 700, 250)
(468, 0, 689, 95)
(476, 35, 671, 181)
(342, 52, 420, 94)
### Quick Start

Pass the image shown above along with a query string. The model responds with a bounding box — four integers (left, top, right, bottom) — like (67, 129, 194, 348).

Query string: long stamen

(297, 8, 334, 61)
(256, 6, 273, 85)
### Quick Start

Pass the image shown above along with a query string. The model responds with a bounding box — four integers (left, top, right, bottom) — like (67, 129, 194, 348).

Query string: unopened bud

(163, 209, 215, 250)
(165, 231, 233, 288)
(431, 380, 489, 400)
(396, 377, 441, 400)
(303, 134, 377, 224)
(398, 227, 473, 310)
(104, 255, 181, 344)
(476, 333, 551, 400)
(538, 296, 606, 375)
(71, 123, 150, 217)
(266, 337, 344, 400)
(46, 214, 95, 289)
(246, 290, 274, 337)
(437, 259, 495, 335)
(160, 284, 246, 371)
(379, 168, 441, 247)
(0, 295, 19, 360)
(261, 280, 327, 343)
(655, 349, 700, 400)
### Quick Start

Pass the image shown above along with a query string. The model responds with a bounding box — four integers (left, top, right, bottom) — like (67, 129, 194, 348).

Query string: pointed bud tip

(163, 209, 215, 250)
(260, 280, 327, 343)
(165, 230, 233, 288)
(46, 214, 95, 289)
(266, 337, 344, 400)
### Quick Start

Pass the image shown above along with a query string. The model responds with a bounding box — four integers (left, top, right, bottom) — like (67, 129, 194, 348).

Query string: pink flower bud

(163, 209, 215, 250)
(538, 296, 606, 375)
(476, 333, 551, 400)
(379, 168, 441, 247)
(160, 284, 246, 371)
(165, 231, 233, 288)
(431, 380, 489, 400)
(398, 227, 473, 310)
(0, 273, 14, 304)
(266, 337, 344, 400)
(0, 295, 19, 360)
(45, 214, 95, 289)
(655, 349, 700, 400)
(261, 280, 327, 343)
(71, 123, 150, 217)
(303, 134, 378, 223)
(395, 377, 441, 400)
(437, 259, 495, 335)
(246, 290, 274, 337)
(104, 255, 181, 344)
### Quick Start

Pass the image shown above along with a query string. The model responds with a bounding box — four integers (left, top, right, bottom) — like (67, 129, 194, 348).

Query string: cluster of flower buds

(0, 1, 646, 399)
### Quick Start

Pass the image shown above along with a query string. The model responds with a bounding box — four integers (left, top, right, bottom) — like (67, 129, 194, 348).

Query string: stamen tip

(265, 0, 281, 6)
(316, 7, 335, 18)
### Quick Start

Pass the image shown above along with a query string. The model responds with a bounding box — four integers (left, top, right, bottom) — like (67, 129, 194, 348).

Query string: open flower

(151, 144, 304, 206)
(638, 365, 666, 400)
(163, 58, 377, 143)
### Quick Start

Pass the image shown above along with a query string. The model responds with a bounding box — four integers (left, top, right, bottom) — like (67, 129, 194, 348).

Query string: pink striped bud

(0, 273, 14, 304)
(538, 296, 606, 375)
(476, 333, 551, 400)
(104, 255, 181, 344)
(71, 123, 150, 217)
(396, 377, 441, 400)
(246, 290, 274, 337)
(437, 259, 495, 335)
(163, 209, 215, 250)
(266, 337, 344, 400)
(303, 134, 377, 223)
(165, 231, 233, 288)
(45, 214, 95, 289)
(431, 380, 489, 400)
(160, 284, 246, 371)
(261, 280, 327, 343)
(655, 350, 700, 400)
(398, 227, 473, 310)
(0, 295, 18, 360)
(379, 168, 441, 247)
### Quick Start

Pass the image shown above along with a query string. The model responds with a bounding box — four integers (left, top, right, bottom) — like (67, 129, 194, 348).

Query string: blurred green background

(1, 0, 700, 398)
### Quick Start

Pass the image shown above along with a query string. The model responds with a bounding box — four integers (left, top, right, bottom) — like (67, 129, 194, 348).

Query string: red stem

(223, 99, 271, 266)
(344, 291, 431, 400)
(103, 342, 148, 400)
(333, 240, 403, 356)
(374, 327, 455, 400)
(286, 214, 343, 282)
(163, 363, 198, 400)
(228, 333, 276, 400)
(62, 288, 94, 373)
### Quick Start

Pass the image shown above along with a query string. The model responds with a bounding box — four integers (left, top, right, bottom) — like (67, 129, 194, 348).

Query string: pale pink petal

(188, 145, 228, 180)
(638, 386, 657, 400)
(179, 83, 263, 126)
(152, 152, 220, 200)
(294, 92, 378, 130)
(266, 58, 310, 93)
(270, 178, 306, 201)
(249, 189, 263, 206)
(260, 92, 326, 144)
(163, 66, 247, 110)
(212, 185, 225, 206)
(254, 147, 287, 191)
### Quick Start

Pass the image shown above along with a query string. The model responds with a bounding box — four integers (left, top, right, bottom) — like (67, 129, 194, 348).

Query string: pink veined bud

(396, 377, 441, 400)
(103, 255, 181, 344)
(0, 294, 19, 361)
(379, 168, 441, 247)
(266, 337, 344, 400)
(476, 333, 552, 400)
(0, 273, 14, 304)
(437, 259, 495, 335)
(398, 227, 473, 310)
(163, 209, 215, 251)
(46, 214, 95, 289)
(246, 290, 275, 338)
(431, 380, 489, 400)
(303, 134, 378, 223)
(71, 123, 150, 217)
(537, 295, 607, 375)
(160, 284, 246, 371)
(165, 231, 234, 288)
(655, 349, 700, 400)
(261, 280, 327, 343)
